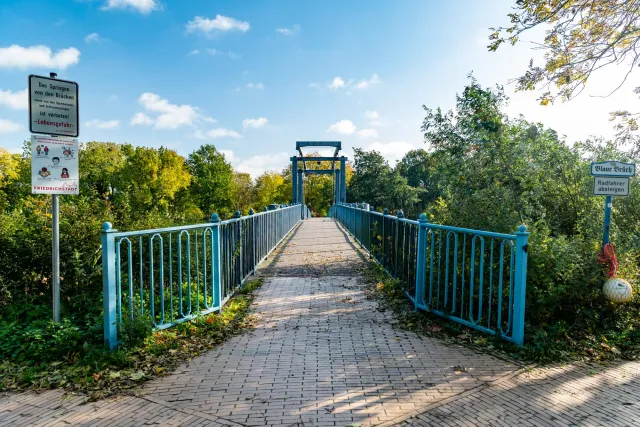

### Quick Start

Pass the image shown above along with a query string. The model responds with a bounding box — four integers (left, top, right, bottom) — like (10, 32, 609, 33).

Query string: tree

(79, 142, 126, 199)
(490, 0, 640, 103)
(232, 172, 254, 214)
(396, 149, 439, 214)
(120, 146, 192, 214)
(186, 145, 234, 218)
(0, 148, 24, 211)
(348, 148, 420, 212)
(253, 172, 286, 210)
(490, 1, 640, 150)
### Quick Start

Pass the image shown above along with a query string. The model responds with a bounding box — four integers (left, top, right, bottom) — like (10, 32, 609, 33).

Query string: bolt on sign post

(591, 161, 636, 248)
(29, 72, 79, 323)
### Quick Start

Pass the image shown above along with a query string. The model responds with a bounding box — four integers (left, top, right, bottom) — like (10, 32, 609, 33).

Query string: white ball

(602, 278, 633, 303)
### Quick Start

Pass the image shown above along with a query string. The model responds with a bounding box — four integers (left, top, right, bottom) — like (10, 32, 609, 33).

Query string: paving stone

(141, 219, 517, 426)
(3, 219, 638, 426)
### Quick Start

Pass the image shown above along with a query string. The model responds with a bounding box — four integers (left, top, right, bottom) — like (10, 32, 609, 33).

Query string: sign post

(591, 161, 635, 248)
(29, 72, 79, 323)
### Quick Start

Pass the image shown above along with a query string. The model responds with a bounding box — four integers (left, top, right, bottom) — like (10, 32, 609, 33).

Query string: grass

(0, 277, 264, 400)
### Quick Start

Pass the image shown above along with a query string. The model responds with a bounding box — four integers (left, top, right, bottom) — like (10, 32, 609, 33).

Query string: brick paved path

(142, 219, 517, 426)
(392, 361, 640, 427)
(2, 218, 640, 426)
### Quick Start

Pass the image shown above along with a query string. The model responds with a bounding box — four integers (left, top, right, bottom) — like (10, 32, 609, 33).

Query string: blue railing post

(512, 224, 530, 345)
(211, 213, 222, 310)
(395, 210, 404, 275)
(101, 222, 118, 350)
(249, 208, 255, 274)
(414, 213, 428, 310)
(382, 208, 389, 263)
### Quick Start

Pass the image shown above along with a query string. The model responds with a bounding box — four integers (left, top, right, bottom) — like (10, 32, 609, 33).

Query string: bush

(350, 77, 640, 361)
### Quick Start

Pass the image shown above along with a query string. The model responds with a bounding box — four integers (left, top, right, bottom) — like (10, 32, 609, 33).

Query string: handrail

(102, 203, 308, 349)
(332, 202, 530, 345)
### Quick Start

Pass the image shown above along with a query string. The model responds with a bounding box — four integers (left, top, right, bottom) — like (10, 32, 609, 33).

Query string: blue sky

(1, 0, 638, 176)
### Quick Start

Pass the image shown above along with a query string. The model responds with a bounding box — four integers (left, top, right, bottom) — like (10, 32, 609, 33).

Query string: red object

(597, 243, 619, 278)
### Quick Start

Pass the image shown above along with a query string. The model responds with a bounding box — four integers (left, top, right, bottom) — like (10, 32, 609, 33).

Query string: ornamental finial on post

(210, 213, 220, 223)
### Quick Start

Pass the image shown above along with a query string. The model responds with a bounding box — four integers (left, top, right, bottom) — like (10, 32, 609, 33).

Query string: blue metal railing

(332, 203, 530, 345)
(101, 204, 306, 349)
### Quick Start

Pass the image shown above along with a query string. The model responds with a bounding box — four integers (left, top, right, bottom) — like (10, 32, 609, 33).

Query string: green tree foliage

(0, 148, 25, 210)
(253, 171, 286, 210)
(421, 76, 640, 356)
(395, 149, 440, 213)
(186, 144, 234, 218)
(80, 142, 126, 199)
(349, 148, 420, 213)
(232, 172, 254, 214)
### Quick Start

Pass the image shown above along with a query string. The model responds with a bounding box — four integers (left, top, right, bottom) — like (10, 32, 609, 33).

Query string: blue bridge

(101, 141, 529, 349)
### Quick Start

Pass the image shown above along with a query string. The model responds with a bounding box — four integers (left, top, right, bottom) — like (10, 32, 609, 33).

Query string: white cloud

(276, 24, 301, 36)
(329, 77, 350, 90)
(315, 74, 380, 92)
(220, 149, 235, 162)
(130, 112, 153, 126)
(108, 94, 118, 101)
(85, 33, 101, 43)
(357, 128, 378, 138)
(186, 15, 250, 34)
(206, 48, 239, 58)
(246, 82, 264, 90)
(364, 141, 415, 164)
(195, 128, 241, 139)
(189, 49, 200, 55)
(101, 0, 160, 14)
(364, 110, 380, 120)
(364, 110, 385, 126)
(0, 45, 80, 70)
(355, 74, 381, 90)
(233, 152, 290, 178)
(0, 88, 27, 110)
(0, 119, 22, 133)
(327, 120, 356, 135)
(242, 117, 268, 129)
(132, 93, 215, 130)
(85, 119, 120, 129)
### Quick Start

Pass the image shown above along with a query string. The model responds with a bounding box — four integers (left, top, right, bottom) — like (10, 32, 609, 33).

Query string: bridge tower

(291, 141, 346, 208)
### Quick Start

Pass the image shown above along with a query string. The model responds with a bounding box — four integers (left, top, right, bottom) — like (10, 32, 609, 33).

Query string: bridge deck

(142, 218, 517, 425)
(2, 219, 639, 426)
